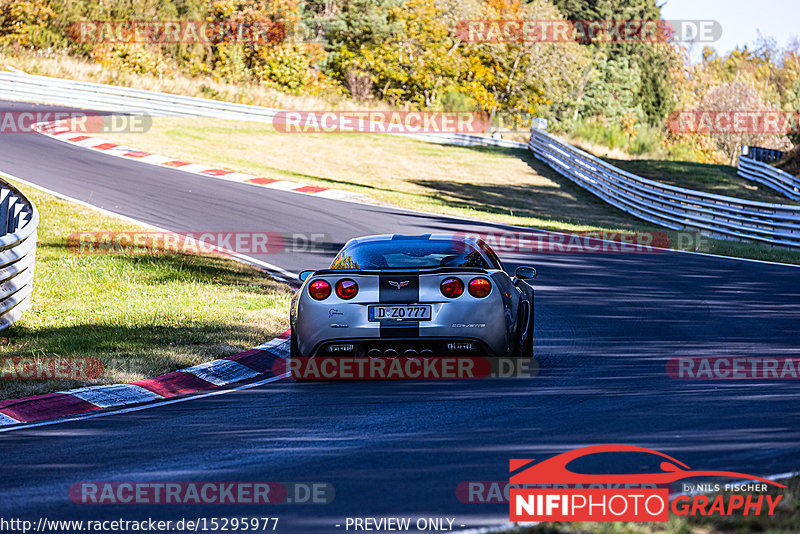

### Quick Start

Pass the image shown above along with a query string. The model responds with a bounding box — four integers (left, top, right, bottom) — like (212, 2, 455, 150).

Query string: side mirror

(298, 270, 315, 282)
(515, 266, 536, 280)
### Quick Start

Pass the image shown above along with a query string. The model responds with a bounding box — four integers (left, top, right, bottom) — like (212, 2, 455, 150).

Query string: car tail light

(468, 277, 492, 298)
(309, 279, 331, 300)
(440, 277, 464, 298)
(335, 279, 359, 300)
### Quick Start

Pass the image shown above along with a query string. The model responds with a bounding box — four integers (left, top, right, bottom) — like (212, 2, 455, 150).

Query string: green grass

(100, 118, 800, 265)
(0, 179, 293, 400)
(102, 118, 646, 233)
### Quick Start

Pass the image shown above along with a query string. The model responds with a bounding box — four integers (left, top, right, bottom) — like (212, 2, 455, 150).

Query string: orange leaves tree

(208, 0, 330, 92)
(0, 0, 56, 47)
(696, 81, 792, 163)
(327, 0, 588, 124)
(329, 0, 461, 107)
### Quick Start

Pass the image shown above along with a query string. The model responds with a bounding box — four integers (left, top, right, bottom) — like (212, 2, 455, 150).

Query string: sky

(659, 0, 799, 61)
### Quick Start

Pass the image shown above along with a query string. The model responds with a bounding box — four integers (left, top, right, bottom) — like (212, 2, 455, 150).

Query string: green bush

(0, 0, 56, 46)
(572, 120, 629, 150)
(628, 125, 663, 156)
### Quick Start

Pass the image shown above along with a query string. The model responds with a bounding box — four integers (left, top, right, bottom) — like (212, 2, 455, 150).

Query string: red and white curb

(0, 330, 291, 427)
(33, 120, 368, 203)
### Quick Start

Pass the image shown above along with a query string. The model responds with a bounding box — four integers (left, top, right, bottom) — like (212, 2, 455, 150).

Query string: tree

(321, 0, 405, 98)
(577, 55, 641, 121)
(696, 82, 792, 164)
(551, 0, 677, 125)
(0, 0, 56, 47)
(330, 0, 461, 107)
(786, 79, 800, 144)
(208, 0, 330, 92)
(456, 0, 590, 125)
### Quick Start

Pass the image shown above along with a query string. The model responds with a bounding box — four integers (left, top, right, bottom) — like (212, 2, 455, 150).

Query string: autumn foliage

(0, 0, 797, 163)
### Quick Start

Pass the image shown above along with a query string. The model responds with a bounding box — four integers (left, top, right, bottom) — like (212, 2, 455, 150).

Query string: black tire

(522, 300, 534, 357)
(513, 301, 533, 358)
(290, 328, 301, 358)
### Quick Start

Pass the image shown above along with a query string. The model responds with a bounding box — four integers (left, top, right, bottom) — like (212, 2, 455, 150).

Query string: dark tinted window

(330, 240, 489, 269)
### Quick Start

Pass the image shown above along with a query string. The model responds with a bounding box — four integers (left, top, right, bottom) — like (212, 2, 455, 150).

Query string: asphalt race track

(1, 100, 799, 532)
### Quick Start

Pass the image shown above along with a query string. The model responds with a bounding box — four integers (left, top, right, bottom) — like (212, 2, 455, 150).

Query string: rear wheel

(513, 301, 533, 358)
(290, 329, 301, 358)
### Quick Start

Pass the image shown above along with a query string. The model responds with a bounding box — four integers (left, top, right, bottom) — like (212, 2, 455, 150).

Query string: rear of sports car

(291, 267, 520, 358)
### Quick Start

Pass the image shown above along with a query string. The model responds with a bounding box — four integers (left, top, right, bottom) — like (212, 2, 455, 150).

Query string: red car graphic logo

(510, 444, 786, 487)
(388, 280, 410, 289)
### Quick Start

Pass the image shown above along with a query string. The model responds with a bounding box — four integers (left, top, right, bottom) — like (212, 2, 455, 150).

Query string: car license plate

(368, 305, 431, 321)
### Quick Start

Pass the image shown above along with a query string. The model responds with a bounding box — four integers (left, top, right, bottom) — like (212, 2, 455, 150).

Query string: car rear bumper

(293, 299, 512, 357)
(307, 337, 499, 358)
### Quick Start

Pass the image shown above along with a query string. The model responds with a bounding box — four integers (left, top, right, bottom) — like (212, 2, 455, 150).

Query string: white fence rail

(0, 71, 526, 149)
(0, 176, 38, 331)
(529, 128, 800, 248)
(737, 146, 800, 201)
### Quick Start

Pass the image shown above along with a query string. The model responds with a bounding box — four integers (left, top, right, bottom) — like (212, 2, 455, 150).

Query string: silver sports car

(290, 234, 536, 358)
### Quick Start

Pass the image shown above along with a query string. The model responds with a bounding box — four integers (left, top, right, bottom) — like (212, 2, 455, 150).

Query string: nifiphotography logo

(509, 445, 785, 522)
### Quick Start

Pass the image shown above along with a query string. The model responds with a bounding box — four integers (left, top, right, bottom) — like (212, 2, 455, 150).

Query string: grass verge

(0, 179, 293, 401)
(100, 118, 800, 265)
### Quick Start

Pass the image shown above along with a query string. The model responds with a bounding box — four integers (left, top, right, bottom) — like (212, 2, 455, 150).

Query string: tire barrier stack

(0, 176, 38, 330)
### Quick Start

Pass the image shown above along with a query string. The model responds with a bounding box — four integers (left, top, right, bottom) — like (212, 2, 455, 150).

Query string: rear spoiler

(309, 267, 489, 276)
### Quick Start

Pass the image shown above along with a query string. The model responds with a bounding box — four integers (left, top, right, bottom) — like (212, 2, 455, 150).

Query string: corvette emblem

(388, 280, 410, 289)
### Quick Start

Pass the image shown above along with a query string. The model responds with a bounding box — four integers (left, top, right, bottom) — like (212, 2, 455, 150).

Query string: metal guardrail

(0, 176, 38, 331)
(0, 71, 281, 120)
(743, 146, 785, 163)
(0, 71, 527, 149)
(529, 128, 800, 248)
(737, 146, 800, 201)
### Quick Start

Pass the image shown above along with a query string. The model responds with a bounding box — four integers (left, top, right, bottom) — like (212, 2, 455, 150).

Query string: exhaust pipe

(403, 349, 419, 359)
(384, 348, 398, 358)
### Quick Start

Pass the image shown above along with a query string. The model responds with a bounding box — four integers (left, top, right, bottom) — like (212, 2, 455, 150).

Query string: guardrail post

(530, 117, 548, 130)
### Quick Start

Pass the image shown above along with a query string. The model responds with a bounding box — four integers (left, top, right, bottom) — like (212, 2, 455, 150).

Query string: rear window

(330, 240, 489, 270)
